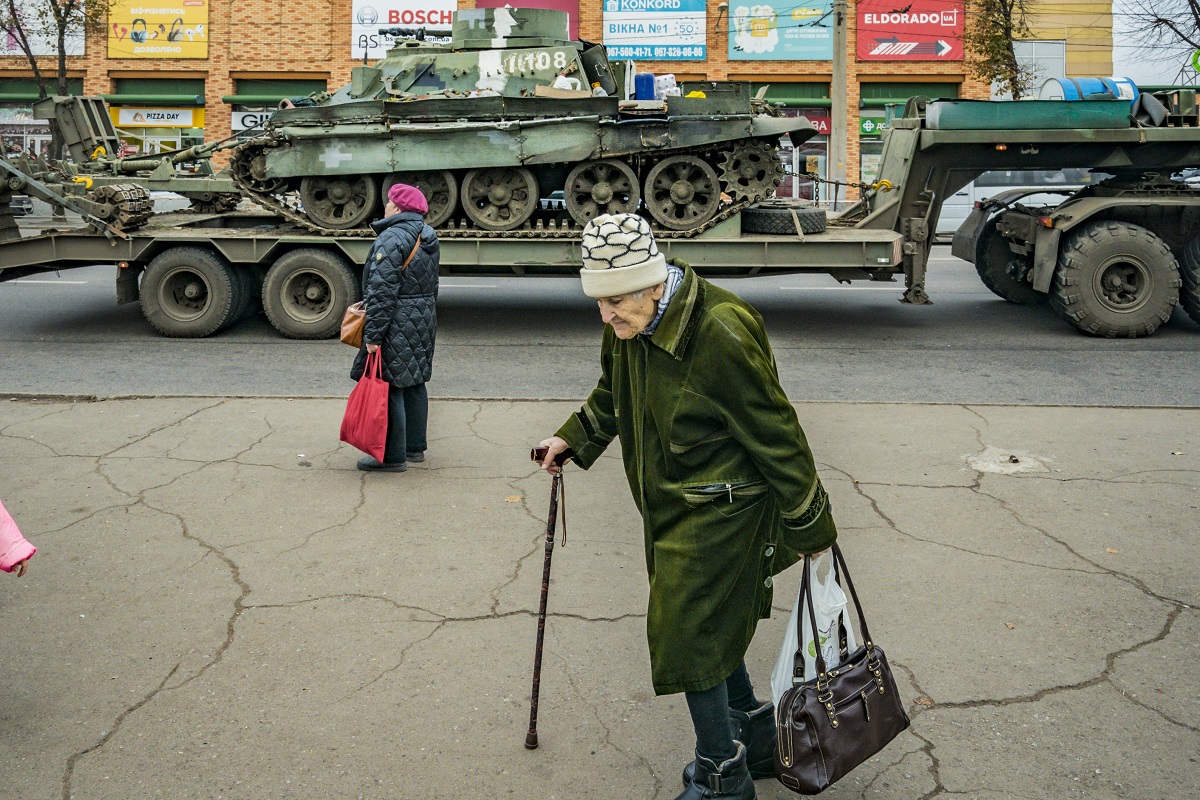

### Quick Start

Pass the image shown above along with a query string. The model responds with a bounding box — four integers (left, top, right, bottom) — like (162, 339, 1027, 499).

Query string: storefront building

(2, 1, 1112, 195)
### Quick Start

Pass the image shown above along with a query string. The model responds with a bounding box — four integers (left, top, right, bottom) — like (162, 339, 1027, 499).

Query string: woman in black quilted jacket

(350, 183, 440, 472)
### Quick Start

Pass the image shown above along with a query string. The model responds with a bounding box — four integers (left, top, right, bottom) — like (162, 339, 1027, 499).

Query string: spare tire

(741, 205, 827, 235)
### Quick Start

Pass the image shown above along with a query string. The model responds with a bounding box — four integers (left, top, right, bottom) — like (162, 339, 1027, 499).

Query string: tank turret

(230, 8, 816, 234)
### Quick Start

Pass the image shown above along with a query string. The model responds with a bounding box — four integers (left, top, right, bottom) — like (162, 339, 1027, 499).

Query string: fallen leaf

(1106, 548, 1118, 554)
(1005, 622, 1015, 630)
(914, 697, 933, 706)
(505, 495, 523, 503)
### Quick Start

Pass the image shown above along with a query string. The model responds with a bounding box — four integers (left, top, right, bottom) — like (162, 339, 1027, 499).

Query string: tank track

(230, 139, 750, 239)
(88, 184, 153, 233)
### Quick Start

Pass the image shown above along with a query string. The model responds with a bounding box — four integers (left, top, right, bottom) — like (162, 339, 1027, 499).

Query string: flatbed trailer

(3, 98, 1199, 338)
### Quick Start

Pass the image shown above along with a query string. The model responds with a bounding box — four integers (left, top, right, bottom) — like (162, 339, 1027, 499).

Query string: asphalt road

(1, 251, 1197, 405)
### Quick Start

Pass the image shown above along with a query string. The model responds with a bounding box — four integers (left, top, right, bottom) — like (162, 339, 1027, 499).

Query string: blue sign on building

(603, 0, 707, 61)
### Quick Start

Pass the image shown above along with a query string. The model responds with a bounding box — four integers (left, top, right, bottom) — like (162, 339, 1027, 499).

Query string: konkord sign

(603, 0, 706, 61)
(352, 1, 457, 60)
(856, 0, 964, 61)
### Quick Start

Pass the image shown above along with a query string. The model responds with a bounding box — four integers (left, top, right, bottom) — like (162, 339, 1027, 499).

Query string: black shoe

(357, 456, 407, 472)
(682, 702, 776, 785)
(672, 743, 755, 800)
(406, 451, 425, 463)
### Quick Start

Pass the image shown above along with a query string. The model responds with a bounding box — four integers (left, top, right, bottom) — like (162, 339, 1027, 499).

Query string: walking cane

(525, 446, 569, 750)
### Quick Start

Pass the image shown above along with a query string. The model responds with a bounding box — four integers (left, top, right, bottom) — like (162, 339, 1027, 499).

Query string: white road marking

(778, 286, 899, 291)
(9, 279, 89, 284)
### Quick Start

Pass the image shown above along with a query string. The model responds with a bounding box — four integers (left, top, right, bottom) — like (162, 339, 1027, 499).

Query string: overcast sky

(1111, 0, 1197, 84)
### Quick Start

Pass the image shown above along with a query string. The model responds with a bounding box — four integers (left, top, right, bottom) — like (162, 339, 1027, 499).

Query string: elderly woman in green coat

(538, 213, 837, 800)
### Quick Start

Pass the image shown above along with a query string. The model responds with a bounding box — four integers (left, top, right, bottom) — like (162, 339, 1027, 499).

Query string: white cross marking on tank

(320, 143, 352, 169)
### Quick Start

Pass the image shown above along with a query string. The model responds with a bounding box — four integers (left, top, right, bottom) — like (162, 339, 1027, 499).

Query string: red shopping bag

(340, 350, 389, 462)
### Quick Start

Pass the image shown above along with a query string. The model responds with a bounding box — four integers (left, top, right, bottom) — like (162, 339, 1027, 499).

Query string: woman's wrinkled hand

(537, 436, 570, 476)
(366, 343, 379, 354)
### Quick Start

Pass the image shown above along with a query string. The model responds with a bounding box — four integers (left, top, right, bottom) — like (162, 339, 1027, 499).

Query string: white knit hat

(579, 213, 668, 298)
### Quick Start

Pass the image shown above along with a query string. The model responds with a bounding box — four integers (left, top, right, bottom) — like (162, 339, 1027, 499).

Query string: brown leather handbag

(339, 233, 422, 348)
(774, 545, 910, 795)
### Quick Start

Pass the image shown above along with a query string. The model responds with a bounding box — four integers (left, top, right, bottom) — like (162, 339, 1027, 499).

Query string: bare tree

(1, 0, 109, 157)
(1124, 0, 1200, 77)
(963, 0, 1040, 100)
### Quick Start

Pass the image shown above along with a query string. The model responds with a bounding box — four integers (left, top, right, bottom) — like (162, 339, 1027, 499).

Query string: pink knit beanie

(387, 183, 429, 215)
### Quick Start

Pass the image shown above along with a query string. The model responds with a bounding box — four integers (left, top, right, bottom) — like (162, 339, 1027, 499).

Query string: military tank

(230, 8, 816, 235)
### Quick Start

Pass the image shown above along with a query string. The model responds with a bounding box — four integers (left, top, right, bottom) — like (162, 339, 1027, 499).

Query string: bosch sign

(352, 1, 456, 60)
(387, 9, 453, 25)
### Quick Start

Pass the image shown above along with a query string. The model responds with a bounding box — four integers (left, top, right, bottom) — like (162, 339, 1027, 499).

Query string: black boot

(681, 702, 776, 785)
(672, 742, 756, 800)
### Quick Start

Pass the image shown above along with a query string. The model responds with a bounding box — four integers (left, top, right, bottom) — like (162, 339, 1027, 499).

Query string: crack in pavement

(60, 663, 181, 800)
(825, 465, 1102, 577)
(554, 650, 665, 800)
(282, 471, 368, 554)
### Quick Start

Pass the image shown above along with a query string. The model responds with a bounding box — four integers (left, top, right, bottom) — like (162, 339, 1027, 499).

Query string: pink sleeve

(0, 499, 35, 573)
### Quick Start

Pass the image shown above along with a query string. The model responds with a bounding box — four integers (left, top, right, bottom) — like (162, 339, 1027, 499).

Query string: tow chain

(784, 169, 896, 195)
(230, 139, 751, 240)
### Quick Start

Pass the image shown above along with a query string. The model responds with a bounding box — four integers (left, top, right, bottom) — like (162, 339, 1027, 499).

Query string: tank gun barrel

(378, 26, 426, 41)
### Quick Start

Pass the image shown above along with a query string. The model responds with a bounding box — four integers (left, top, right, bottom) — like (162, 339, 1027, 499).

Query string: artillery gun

(7, 95, 243, 224)
(231, 8, 815, 235)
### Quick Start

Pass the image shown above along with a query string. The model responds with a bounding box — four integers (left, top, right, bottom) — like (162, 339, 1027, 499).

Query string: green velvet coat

(556, 263, 837, 695)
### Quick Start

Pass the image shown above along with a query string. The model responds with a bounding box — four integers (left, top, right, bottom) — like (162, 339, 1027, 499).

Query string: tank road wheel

(564, 159, 641, 226)
(644, 155, 721, 231)
(382, 170, 458, 228)
(299, 175, 378, 230)
(462, 167, 539, 231)
(262, 249, 359, 339)
(1180, 233, 1200, 327)
(975, 225, 1044, 305)
(719, 140, 783, 203)
(140, 247, 239, 338)
(1050, 221, 1181, 338)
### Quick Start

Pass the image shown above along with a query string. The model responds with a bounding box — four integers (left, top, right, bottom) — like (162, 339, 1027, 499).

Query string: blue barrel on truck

(1039, 77, 1139, 105)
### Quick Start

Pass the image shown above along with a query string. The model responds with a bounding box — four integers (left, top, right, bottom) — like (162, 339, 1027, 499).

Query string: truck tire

(741, 205, 827, 235)
(975, 226, 1044, 305)
(140, 247, 239, 337)
(1050, 221, 1181, 338)
(1179, 233, 1200, 327)
(262, 249, 359, 339)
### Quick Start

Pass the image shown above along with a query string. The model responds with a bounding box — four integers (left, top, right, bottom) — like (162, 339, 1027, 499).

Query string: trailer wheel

(140, 247, 239, 337)
(1179, 233, 1200, 327)
(741, 205, 827, 235)
(975, 226, 1044, 305)
(262, 249, 359, 339)
(1050, 221, 1181, 338)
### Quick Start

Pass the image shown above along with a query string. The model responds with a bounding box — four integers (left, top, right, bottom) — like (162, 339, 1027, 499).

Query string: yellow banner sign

(108, 1, 209, 59)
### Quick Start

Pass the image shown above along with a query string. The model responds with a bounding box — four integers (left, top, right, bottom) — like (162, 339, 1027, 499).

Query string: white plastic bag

(770, 551, 859, 705)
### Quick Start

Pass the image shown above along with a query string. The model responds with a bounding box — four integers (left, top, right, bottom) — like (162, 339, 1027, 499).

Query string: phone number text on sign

(603, 0, 706, 61)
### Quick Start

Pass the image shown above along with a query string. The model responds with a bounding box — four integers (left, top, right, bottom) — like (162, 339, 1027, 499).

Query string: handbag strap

(793, 543, 874, 681)
(401, 233, 422, 270)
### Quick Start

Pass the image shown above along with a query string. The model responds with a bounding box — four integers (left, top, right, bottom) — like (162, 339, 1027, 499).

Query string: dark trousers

(383, 383, 428, 464)
(685, 660, 760, 761)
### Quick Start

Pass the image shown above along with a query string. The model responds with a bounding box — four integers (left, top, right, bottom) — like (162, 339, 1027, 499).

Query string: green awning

(0, 78, 84, 102)
(102, 94, 204, 106)
(224, 79, 328, 105)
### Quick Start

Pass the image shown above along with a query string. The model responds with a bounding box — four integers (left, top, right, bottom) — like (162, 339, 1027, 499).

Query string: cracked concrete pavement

(0, 397, 1196, 799)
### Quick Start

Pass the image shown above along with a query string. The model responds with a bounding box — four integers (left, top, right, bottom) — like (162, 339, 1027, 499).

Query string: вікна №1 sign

(728, 1, 832, 61)
(603, 0, 706, 61)
(857, 0, 964, 61)
(107, 0, 209, 59)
